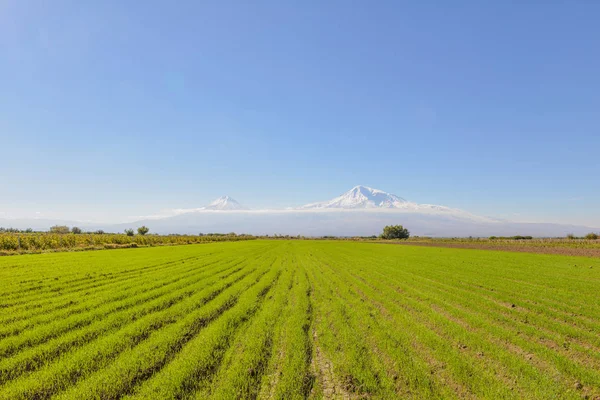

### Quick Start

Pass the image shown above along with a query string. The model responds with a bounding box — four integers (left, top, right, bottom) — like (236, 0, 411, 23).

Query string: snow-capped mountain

(299, 185, 497, 223)
(301, 185, 407, 209)
(202, 196, 248, 210)
(6, 186, 598, 237)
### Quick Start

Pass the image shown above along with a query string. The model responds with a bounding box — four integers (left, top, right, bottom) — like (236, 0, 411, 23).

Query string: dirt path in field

(310, 327, 353, 399)
(380, 241, 600, 258)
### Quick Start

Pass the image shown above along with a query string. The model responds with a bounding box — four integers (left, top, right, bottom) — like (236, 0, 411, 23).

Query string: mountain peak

(203, 196, 248, 210)
(301, 185, 407, 209)
(349, 185, 386, 195)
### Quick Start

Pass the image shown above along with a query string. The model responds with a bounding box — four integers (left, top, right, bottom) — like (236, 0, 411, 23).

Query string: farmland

(394, 237, 600, 258)
(1, 241, 599, 399)
(0, 232, 254, 256)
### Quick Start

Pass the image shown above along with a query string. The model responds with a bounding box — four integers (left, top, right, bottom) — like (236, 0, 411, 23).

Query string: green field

(1, 241, 599, 399)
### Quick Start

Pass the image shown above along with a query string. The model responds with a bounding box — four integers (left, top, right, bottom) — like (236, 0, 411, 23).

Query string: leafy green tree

(585, 232, 599, 240)
(137, 226, 150, 236)
(380, 225, 410, 240)
(71, 227, 82, 234)
(125, 229, 135, 236)
(50, 225, 70, 234)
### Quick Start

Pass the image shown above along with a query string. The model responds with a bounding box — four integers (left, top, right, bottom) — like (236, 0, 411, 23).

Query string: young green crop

(202, 258, 293, 399)
(0, 240, 599, 399)
(0, 257, 248, 384)
(55, 262, 279, 400)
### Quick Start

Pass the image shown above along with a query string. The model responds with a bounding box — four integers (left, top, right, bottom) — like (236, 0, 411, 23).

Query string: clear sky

(1, 1, 599, 226)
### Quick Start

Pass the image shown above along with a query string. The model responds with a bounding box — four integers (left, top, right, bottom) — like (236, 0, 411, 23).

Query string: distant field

(397, 237, 600, 258)
(0, 232, 254, 255)
(1, 241, 599, 399)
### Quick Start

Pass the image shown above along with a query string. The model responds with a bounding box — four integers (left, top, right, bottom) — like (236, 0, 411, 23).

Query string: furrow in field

(334, 271, 519, 397)
(334, 246, 600, 361)
(315, 248, 522, 392)
(437, 273, 600, 338)
(0, 252, 233, 325)
(0, 244, 270, 316)
(406, 268, 600, 369)
(304, 253, 399, 398)
(0, 253, 213, 306)
(2, 240, 598, 399)
(0, 255, 273, 400)
(334, 245, 600, 323)
(200, 258, 294, 399)
(401, 275, 600, 395)
(61, 260, 280, 400)
(0, 242, 270, 309)
(0, 256, 251, 358)
(258, 265, 314, 400)
(324, 251, 553, 393)
(0, 255, 243, 339)
(312, 255, 470, 399)
(304, 241, 597, 395)
(0, 260, 248, 384)
(326, 249, 596, 398)
(361, 256, 600, 378)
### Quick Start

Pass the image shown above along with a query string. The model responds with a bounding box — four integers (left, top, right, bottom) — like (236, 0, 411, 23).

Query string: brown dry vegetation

(384, 239, 600, 257)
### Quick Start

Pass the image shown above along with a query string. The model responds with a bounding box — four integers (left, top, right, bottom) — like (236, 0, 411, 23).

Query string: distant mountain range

(195, 186, 496, 221)
(1, 186, 598, 237)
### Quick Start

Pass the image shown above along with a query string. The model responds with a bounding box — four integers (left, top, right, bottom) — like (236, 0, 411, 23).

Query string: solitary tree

(380, 225, 410, 240)
(585, 232, 599, 240)
(125, 228, 135, 237)
(137, 226, 150, 236)
(50, 225, 70, 234)
(71, 227, 82, 234)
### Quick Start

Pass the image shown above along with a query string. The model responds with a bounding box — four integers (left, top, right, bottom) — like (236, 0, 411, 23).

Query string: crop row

(1, 240, 598, 399)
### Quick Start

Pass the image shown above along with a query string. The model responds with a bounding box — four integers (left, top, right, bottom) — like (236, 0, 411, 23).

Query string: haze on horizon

(1, 1, 599, 228)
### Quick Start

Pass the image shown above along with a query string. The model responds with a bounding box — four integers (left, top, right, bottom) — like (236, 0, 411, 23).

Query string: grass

(0, 240, 599, 399)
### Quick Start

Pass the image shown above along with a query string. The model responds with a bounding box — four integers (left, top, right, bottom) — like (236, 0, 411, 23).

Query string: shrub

(50, 225, 70, 234)
(137, 226, 150, 236)
(380, 225, 410, 240)
(512, 235, 533, 240)
(585, 232, 599, 240)
(71, 227, 82, 234)
(125, 229, 135, 237)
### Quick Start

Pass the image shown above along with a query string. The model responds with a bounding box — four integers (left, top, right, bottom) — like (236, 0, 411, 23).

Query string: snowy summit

(202, 196, 248, 210)
(301, 185, 408, 209)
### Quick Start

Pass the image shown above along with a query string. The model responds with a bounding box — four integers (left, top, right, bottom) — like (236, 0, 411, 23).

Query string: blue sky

(1, 1, 599, 226)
